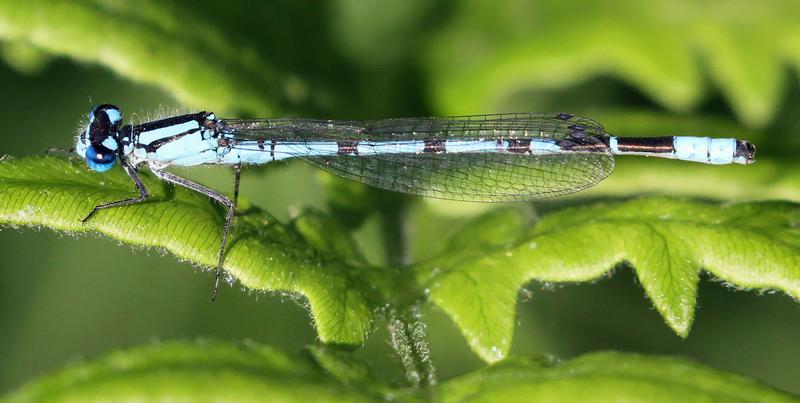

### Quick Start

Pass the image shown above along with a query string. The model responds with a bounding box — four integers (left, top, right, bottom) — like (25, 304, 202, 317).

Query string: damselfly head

(76, 104, 123, 172)
(734, 140, 756, 165)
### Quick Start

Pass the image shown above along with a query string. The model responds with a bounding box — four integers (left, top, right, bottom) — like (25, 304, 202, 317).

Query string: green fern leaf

(0, 155, 379, 345)
(418, 198, 800, 361)
(0, 1, 283, 115)
(6, 341, 795, 402)
(426, 0, 800, 126)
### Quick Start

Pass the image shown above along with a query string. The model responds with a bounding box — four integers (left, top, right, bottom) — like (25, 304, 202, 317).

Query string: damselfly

(76, 104, 756, 300)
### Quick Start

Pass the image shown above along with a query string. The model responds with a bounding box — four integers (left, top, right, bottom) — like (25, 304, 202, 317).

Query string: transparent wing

(218, 112, 606, 141)
(301, 145, 614, 202)
(222, 113, 614, 202)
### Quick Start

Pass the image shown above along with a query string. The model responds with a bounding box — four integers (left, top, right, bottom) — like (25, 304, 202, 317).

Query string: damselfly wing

(221, 113, 615, 202)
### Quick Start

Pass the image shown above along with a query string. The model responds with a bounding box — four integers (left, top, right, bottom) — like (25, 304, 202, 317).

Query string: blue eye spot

(105, 108, 122, 127)
(85, 144, 117, 172)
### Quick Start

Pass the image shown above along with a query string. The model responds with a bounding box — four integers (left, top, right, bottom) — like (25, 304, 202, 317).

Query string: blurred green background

(1, 0, 799, 394)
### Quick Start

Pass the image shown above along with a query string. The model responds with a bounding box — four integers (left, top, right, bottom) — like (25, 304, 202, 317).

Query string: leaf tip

(477, 343, 508, 363)
(658, 302, 695, 339)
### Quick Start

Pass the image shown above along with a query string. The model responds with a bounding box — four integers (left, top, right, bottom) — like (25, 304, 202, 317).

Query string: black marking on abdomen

(424, 140, 445, 153)
(615, 136, 674, 154)
(556, 135, 611, 152)
(337, 141, 359, 155)
(507, 139, 531, 154)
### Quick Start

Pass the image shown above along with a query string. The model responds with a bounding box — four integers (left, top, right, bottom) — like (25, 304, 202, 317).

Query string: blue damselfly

(75, 104, 756, 300)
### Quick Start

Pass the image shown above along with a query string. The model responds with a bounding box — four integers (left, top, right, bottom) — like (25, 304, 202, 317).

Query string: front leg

(149, 165, 235, 303)
(82, 159, 149, 223)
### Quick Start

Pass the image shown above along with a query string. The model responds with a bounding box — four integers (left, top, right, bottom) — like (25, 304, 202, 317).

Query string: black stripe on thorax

(133, 112, 208, 133)
(133, 112, 211, 153)
(138, 128, 201, 153)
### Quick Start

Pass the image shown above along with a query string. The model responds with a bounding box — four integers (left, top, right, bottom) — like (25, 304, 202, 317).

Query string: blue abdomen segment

(608, 136, 747, 165)
(673, 137, 737, 165)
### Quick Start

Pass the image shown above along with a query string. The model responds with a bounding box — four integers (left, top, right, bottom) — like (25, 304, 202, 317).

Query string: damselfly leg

(233, 164, 241, 210)
(80, 155, 238, 301)
(149, 164, 236, 302)
(81, 157, 150, 223)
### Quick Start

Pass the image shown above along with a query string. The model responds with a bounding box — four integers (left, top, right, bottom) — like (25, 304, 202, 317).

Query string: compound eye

(85, 144, 117, 172)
